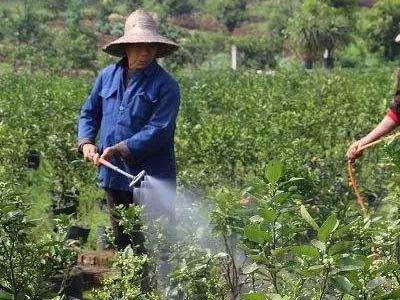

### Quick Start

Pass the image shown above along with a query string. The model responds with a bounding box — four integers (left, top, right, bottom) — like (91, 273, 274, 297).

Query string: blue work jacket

(77, 59, 180, 191)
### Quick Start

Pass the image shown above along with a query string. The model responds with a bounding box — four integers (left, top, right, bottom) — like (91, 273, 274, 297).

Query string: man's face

(125, 43, 158, 70)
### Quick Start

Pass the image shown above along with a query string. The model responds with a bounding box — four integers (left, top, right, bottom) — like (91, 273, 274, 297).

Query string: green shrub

(93, 247, 159, 300)
(0, 182, 77, 299)
(165, 30, 227, 69)
(337, 42, 365, 68)
(235, 36, 279, 69)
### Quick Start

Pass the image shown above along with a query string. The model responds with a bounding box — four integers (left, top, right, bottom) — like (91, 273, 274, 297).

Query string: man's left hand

(100, 146, 120, 162)
(100, 141, 133, 165)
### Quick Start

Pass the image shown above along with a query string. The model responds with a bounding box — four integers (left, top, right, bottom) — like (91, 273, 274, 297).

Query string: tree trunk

(302, 53, 313, 69)
(323, 48, 334, 70)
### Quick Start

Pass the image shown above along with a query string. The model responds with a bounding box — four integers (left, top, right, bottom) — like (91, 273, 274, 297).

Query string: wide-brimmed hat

(102, 9, 179, 58)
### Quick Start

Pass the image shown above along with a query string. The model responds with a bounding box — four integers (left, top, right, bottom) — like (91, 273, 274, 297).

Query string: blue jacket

(77, 59, 180, 191)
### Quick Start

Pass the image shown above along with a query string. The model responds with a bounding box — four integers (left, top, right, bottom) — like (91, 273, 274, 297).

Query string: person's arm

(101, 80, 180, 163)
(346, 111, 399, 161)
(77, 72, 103, 164)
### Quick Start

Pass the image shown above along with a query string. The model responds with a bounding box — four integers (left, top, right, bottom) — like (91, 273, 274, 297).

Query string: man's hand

(346, 140, 364, 162)
(100, 146, 120, 163)
(100, 142, 133, 164)
(82, 144, 100, 166)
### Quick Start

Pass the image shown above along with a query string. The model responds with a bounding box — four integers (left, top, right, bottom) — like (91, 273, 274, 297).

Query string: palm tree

(287, 0, 353, 69)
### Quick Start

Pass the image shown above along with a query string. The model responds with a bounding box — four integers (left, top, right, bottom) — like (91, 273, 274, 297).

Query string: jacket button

(119, 105, 124, 111)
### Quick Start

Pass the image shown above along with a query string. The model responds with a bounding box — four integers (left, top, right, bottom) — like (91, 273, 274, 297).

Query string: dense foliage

(2, 1, 400, 299)
(2, 65, 400, 297)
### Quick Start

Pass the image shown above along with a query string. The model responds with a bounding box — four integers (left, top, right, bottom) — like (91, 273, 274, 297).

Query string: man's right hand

(82, 144, 100, 166)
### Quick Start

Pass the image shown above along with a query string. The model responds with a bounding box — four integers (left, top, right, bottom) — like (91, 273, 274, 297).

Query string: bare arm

(358, 116, 397, 145)
(346, 116, 398, 161)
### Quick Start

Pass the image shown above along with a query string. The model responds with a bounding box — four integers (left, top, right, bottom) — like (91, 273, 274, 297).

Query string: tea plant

(0, 182, 77, 299)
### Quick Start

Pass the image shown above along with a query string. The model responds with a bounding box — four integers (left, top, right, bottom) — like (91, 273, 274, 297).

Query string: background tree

(265, 0, 301, 55)
(48, 0, 67, 17)
(127, 0, 143, 11)
(163, 0, 195, 16)
(65, 0, 84, 34)
(206, 0, 247, 33)
(358, 0, 400, 60)
(15, 0, 44, 43)
(287, 0, 354, 69)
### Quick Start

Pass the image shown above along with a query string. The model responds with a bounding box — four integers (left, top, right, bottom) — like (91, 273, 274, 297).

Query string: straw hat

(102, 9, 179, 58)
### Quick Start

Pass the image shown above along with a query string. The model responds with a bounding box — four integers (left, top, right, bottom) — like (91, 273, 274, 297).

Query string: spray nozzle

(129, 170, 146, 187)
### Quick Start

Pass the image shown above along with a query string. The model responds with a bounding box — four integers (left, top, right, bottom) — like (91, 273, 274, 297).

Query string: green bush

(0, 182, 77, 299)
(165, 30, 227, 69)
(337, 42, 365, 68)
(0, 8, 14, 41)
(235, 36, 279, 69)
(93, 247, 159, 300)
(63, 29, 98, 71)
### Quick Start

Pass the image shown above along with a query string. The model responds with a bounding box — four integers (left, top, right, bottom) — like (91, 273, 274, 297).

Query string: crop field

(2, 66, 400, 299)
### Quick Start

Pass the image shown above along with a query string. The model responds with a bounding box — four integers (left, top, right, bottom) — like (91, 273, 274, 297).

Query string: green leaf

(244, 224, 270, 244)
(259, 208, 278, 223)
(250, 253, 268, 264)
(265, 160, 282, 184)
(332, 275, 353, 294)
(337, 257, 365, 272)
(278, 177, 304, 187)
(311, 239, 326, 252)
(373, 262, 399, 276)
(366, 277, 386, 292)
(214, 252, 228, 259)
(0, 290, 12, 300)
(328, 241, 354, 256)
(292, 245, 319, 258)
(272, 192, 290, 204)
(345, 271, 363, 288)
(271, 247, 287, 258)
(242, 263, 259, 274)
(249, 215, 264, 223)
(266, 294, 290, 300)
(309, 264, 325, 271)
(383, 289, 400, 299)
(241, 293, 267, 300)
(298, 264, 325, 276)
(318, 214, 339, 243)
(300, 205, 319, 231)
(332, 223, 353, 238)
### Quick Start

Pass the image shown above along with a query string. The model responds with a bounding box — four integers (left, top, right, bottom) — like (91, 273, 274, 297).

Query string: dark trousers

(104, 188, 146, 253)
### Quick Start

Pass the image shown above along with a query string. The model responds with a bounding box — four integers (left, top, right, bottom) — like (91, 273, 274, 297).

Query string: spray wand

(99, 157, 146, 188)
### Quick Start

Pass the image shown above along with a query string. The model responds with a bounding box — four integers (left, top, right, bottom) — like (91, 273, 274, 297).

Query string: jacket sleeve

(77, 72, 103, 150)
(124, 80, 180, 162)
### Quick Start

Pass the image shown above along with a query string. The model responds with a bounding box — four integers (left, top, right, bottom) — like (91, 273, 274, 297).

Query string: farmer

(77, 9, 180, 252)
(346, 34, 400, 161)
